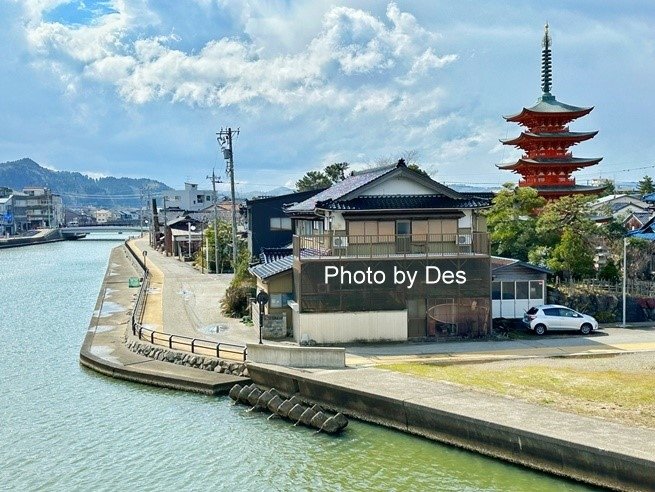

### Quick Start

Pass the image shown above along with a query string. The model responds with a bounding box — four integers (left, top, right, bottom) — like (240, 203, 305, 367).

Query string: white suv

(523, 305, 599, 336)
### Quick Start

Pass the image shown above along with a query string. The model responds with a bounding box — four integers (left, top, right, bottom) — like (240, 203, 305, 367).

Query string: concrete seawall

(248, 363, 655, 492)
(79, 244, 249, 395)
(246, 343, 345, 368)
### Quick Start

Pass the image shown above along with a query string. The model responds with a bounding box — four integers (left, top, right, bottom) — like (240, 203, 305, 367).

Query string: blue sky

(2, 1, 654, 194)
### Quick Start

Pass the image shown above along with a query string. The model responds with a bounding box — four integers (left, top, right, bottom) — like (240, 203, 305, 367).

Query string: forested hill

(0, 158, 171, 207)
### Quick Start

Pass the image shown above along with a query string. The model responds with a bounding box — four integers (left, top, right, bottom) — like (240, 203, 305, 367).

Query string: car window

(560, 309, 577, 317)
(543, 308, 559, 316)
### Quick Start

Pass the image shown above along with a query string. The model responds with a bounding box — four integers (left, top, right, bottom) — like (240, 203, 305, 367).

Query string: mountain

(0, 158, 172, 208)
(240, 186, 295, 199)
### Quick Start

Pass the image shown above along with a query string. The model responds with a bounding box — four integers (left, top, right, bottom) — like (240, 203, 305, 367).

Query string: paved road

(131, 237, 261, 345)
(129, 236, 655, 364)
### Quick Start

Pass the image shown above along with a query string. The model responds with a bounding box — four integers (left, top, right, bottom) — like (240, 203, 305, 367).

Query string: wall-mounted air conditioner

(457, 234, 472, 245)
(332, 236, 349, 248)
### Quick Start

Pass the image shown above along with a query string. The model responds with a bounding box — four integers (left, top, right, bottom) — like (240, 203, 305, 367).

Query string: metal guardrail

(124, 240, 247, 362)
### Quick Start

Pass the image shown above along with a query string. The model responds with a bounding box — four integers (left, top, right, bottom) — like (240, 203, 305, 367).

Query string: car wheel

(534, 324, 547, 336)
(580, 323, 592, 335)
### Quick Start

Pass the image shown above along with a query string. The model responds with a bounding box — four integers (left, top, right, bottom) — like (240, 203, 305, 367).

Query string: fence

(124, 240, 247, 362)
(565, 278, 655, 297)
(293, 232, 489, 260)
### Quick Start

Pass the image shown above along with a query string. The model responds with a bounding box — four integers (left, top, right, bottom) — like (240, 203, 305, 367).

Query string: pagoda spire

(541, 23, 552, 96)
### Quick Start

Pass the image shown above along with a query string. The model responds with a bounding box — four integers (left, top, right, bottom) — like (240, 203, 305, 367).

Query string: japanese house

(251, 159, 493, 344)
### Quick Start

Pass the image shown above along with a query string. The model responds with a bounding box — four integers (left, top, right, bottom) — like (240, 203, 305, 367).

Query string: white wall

(290, 304, 408, 344)
(361, 177, 434, 196)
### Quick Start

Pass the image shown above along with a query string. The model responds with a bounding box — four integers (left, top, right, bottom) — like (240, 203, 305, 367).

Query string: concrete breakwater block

(227, 384, 348, 435)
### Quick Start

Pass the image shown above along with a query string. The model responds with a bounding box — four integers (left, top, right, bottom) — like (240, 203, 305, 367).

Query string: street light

(622, 236, 627, 327)
(256, 291, 270, 344)
(188, 222, 196, 260)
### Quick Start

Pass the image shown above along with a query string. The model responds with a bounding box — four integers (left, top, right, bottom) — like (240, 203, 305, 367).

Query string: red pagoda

(498, 24, 604, 199)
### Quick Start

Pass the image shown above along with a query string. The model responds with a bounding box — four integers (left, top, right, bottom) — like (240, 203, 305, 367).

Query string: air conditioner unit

(457, 234, 472, 245)
(332, 236, 349, 248)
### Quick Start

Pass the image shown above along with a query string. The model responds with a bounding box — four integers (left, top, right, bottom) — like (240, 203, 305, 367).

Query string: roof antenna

(541, 22, 553, 98)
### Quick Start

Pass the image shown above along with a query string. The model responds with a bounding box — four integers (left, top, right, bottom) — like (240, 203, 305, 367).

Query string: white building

(162, 183, 218, 212)
(94, 209, 115, 224)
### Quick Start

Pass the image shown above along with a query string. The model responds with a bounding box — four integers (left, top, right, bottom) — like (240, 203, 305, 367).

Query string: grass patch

(385, 362, 655, 428)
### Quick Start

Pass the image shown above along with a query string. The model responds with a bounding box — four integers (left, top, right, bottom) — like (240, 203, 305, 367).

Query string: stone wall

(126, 339, 248, 377)
(547, 285, 655, 322)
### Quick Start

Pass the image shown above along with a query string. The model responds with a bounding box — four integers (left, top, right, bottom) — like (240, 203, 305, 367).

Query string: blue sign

(3, 212, 13, 224)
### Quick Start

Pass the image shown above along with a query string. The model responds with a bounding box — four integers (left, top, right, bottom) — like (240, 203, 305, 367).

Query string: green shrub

(594, 310, 617, 323)
(221, 282, 255, 317)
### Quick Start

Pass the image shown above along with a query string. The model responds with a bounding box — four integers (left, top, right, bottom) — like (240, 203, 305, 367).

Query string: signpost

(142, 250, 148, 274)
(256, 291, 269, 345)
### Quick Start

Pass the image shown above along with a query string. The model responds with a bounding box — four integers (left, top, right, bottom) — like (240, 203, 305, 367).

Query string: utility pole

(206, 169, 222, 273)
(162, 196, 169, 255)
(217, 127, 239, 270)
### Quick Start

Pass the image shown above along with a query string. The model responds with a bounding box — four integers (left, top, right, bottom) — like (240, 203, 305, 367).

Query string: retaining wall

(247, 364, 655, 492)
(246, 344, 345, 368)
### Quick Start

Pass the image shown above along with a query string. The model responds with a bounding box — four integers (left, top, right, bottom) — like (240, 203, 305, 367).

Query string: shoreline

(81, 242, 655, 491)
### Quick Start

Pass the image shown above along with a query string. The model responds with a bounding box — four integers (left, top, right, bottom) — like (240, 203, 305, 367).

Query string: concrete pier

(80, 245, 249, 394)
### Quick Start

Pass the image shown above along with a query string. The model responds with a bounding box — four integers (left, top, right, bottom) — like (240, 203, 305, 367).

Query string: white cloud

(21, 1, 457, 114)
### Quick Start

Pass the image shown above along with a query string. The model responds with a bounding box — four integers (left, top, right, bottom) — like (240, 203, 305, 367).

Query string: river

(0, 239, 595, 491)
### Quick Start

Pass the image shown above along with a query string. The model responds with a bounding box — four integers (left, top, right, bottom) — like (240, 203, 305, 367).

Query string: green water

(0, 240, 596, 491)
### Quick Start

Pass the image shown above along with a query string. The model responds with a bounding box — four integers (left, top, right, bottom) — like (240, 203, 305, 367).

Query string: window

(543, 308, 559, 316)
(197, 195, 204, 203)
(396, 220, 410, 235)
(492, 282, 501, 300)
(530, 280, 544, 301)
(516, 281, 529, 300)
(270, 217, 292, 231)
(501, 282, 515, 300)
(270, 292, 293, 308)
(206, 195, 211, 202)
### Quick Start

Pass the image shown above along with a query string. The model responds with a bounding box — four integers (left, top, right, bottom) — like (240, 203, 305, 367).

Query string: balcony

(293, 232, 489, 260)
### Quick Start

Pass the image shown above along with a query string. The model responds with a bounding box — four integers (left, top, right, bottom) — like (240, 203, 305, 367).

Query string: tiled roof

(504, 94, 592, 121)
(249, 255, 293, 280)
(319, 194, 491, 211)
(501, 131, 598, 145)
(497, 157, 602, 170)
(285, 165, 396, 214)
(260, 247, 293, 263)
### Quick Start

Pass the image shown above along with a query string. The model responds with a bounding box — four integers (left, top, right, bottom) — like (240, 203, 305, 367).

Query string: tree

(324, 162, 349, 183)
(485, 183, 545, 261)
(535, 195, 595, 248)
(638, 175, 654, 195)
(201, 219, 237, 273)
(220, 245, 256, 318)
(296, 171, 332, 192)
(296, 162, 350, 191)
(598, 259, 620, 283)
(597, 179, 615, 197)
(547, 228, 595, 280)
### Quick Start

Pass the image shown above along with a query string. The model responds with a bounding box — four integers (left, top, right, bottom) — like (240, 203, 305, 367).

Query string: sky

(1, 0, 654, 195)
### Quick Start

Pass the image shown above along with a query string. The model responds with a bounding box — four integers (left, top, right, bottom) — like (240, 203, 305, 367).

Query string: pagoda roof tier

(531, 184, 606, 197)
(496, 156, 603, 171)
(501, 131, 598, 146)
(504, 94, 593, 122)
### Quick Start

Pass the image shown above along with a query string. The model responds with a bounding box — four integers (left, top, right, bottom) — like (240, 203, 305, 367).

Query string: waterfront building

(11, 187, 64, 230)
(499, 24, 604, 199)
(94, 209, 116, 224)
(0, 195, 14, 235)
(162, 182, 218, 212)
(244, 188, 326, 263)
(251, 160, 493, 343)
